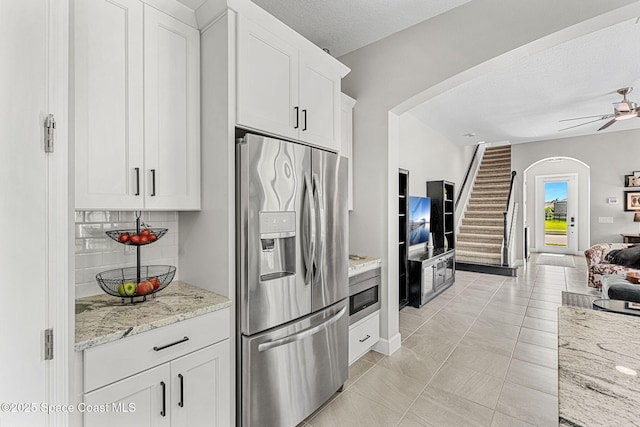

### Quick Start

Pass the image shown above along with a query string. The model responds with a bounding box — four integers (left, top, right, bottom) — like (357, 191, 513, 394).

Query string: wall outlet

(124, 245, 137, 255)
(598, 217, 614, 224)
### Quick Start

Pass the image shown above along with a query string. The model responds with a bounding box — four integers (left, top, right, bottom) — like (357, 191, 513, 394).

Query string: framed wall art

(624, 191, 640, 211)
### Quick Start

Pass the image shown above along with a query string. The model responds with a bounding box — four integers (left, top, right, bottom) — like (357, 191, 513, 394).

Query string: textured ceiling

(249, 0, 472, 57)
(409, 17, 640, 145)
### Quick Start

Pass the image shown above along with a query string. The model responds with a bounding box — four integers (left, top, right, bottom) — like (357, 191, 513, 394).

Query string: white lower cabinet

(348, 311, 380, 365)
(82, 310, 230, 427)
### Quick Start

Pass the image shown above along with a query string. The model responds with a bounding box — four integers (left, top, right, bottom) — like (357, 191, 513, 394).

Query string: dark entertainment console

(408, 248, 455, 308)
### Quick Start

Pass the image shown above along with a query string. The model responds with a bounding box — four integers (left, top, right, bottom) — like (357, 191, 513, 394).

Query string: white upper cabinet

(341, 93, 356, 211)
(75, 0, 200, 211)
(236, 14, 347, 152)
(74, 0, 145, 210)
(144, 6, 200, 210)
(236, 16, 299, 141)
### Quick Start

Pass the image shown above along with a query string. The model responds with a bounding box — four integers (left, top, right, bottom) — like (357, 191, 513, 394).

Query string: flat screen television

(409, 196, 431, 247)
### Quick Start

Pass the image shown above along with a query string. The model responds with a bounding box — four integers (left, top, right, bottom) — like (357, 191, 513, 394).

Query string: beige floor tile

(493, 288, 532, 299)
(400, 327, 415, 342)
(377, 345, 442, 385)
(400, 312, 428, 332)
(529, 292, 562, 304)
(344, 358, 375, 390)
(397, 411, 431, 427)
(459, 330, 517, 358)
(429, 361, 504, 409)
(489, 294, 530, 307)
(495, 382, 558, 426)
(526, 298, 561, 311)
(350, 364, 425, 414)
(402, 331, 458, 364)
(447, 342, 512, 378)
(490, 411, 536, 427)
(400, 305, 440, 320)
(479, 308, 525, 327)
(522, 316, 557, 334)
(408, 386, 495, 427)
(484, 301, 528, 316)
(517, 327, 557, 350)
(512, 341, 557, 370)
(469, 316, 521, 341)
(360, 350, 385, 365)
(307, 390, 403, 427)
(506, 358, 558, 396)
(425, 309, 476, 337)
(525, 306, 557, 321)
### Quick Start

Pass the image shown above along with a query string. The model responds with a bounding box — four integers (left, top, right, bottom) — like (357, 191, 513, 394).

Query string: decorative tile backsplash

(75, 211, 179, 298)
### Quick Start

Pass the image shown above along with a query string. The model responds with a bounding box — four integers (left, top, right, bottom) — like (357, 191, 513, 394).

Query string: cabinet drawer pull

(134, 167, 140, 196)
(153, 336, 189, 352)
(178, 373, 184, 407)
(294, 106, 299, 129)
(150, 169, 156, 196)
(359, 334, 371, 343)
(160, 381, 166, 417)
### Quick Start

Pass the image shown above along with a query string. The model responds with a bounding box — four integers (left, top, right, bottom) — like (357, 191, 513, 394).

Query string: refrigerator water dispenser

(259, 211, 296, 281)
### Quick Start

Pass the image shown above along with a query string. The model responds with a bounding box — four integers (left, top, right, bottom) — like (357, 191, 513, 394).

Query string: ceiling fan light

(615, 112, 636, 121)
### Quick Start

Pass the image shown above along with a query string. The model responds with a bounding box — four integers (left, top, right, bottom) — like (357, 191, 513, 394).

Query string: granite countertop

(558, 306, 640, 426)
(75, 281, 231, 351)
(348, 254, 381, 276)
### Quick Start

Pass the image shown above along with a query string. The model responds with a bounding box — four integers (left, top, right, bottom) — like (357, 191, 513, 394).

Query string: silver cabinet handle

(359, 335, 371, 343)
(153, 336, 189, 351)
(258, 306, 346, 352)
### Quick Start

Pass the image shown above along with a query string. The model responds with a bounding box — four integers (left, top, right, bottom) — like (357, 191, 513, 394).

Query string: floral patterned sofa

(584, 243, 638, 288)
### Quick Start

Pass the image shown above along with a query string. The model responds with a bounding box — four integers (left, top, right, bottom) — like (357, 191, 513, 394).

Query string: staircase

(456, 145, 512, 267)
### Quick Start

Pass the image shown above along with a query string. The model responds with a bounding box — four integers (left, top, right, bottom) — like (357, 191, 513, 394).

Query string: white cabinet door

(237, 15, 299, 141)
(299, 52, 341, 151)
(74, 0, 144, 210)
(171, 341, 230, 427)
(84, 364, 171, 427)
(144, 6, 201, 210)
(340, 93, 356, 211)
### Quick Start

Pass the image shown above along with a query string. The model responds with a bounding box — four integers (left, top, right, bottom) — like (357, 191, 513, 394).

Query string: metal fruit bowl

(96, 265, 176, 300)
(105, 228, 168, 246)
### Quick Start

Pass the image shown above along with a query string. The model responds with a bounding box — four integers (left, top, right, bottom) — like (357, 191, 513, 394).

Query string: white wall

(513, 128, 640, 260)
(399, 113, 473, 197)
(339, 0, 638, 353)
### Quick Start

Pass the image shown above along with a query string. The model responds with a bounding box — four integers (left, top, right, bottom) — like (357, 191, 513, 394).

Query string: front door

(535, 174, 578, 254)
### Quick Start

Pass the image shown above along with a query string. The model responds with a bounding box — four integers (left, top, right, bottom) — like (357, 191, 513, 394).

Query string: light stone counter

(75, 281, 231, 351)
(559, 306, 640, 426)
(348, 255, 381, 277)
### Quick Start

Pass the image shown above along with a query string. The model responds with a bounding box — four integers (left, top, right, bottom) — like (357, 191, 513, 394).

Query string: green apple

(117, 283, 126, 296)
(123, 282, 136, 296)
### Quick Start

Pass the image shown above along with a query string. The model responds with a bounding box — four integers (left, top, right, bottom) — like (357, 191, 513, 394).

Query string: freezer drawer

(240, 299, 348, 427)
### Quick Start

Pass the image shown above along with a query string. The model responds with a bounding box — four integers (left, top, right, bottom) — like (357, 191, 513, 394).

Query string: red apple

(149, 277, 161, 290)
(129, 234, 141, 245)
(139, 234, 150, 244)
(118, 232, 130, 243)
(136, 281, 153, 295)
(140, 228, 151, 237)
(148, 233, 157, 242)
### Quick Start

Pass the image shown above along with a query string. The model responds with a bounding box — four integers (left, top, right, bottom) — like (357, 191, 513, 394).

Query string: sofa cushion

(605, 245, 640, 267)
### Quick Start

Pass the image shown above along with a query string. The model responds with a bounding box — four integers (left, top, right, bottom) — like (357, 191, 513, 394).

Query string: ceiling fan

(559, 87, 640, 132)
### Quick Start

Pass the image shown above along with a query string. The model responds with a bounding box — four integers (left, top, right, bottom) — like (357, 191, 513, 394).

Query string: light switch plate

(598, 217, 614, 224)
(607, 197, 618, 204)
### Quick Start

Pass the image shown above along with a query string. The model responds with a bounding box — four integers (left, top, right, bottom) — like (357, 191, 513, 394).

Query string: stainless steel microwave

(349, 267, 381, 325)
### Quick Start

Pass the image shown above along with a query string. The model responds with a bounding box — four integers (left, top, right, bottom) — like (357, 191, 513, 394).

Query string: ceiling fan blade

(597, 118, 617, 131)
(558, 116, 611, 132)
(559, 113, 613, 122)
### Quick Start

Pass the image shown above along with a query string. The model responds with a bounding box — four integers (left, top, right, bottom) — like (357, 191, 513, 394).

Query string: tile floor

(302, 253, 600, 426)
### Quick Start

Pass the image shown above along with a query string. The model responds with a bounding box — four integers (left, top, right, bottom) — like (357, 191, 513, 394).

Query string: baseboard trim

(372, 332, 401, 356)
(456, 262, 518, 277)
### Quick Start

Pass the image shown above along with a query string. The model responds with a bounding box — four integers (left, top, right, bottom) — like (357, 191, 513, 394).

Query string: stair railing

(455, 144, 485, 233)
(502, 171, 517, 266)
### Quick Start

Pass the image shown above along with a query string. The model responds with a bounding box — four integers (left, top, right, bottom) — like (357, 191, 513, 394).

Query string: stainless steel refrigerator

(236, 133, 349, 426)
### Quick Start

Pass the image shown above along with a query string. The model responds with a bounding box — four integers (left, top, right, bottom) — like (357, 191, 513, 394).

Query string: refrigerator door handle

(312, 174, 326, 277)
(302, 173, 316, 286)
(257, 306, 346, 352)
